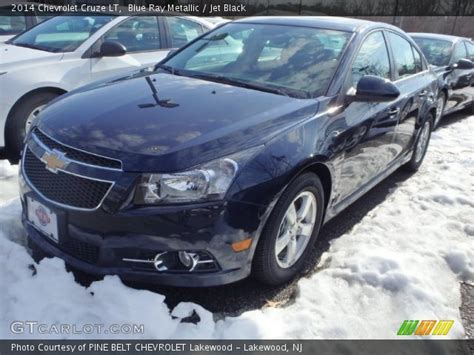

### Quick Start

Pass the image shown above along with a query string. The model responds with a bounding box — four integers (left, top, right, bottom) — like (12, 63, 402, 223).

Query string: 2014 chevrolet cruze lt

(20, 17, 438, 286)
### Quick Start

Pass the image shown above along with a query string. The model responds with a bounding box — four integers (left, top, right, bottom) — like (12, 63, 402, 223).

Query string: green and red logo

(397, 320, 454, 336)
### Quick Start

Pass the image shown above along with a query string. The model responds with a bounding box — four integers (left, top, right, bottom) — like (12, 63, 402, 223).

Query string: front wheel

(403, 114, 433, 172)
(252, 173, 325, 285)
(5, 92, 59, 163)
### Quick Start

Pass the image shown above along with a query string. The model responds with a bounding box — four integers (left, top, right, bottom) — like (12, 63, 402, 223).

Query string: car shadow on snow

(71, 107, 472, 318)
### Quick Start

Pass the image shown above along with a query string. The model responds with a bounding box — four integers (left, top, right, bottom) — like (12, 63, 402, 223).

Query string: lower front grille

(61, 238, 100, 264)
(23, 148, 112, 210)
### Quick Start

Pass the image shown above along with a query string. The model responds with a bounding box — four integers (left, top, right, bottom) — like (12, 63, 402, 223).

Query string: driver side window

(352, 31, 391, 87)
(103, 16, 160, 53)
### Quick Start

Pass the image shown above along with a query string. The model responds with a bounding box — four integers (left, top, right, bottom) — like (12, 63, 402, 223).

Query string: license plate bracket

(27, 197, 59, 243)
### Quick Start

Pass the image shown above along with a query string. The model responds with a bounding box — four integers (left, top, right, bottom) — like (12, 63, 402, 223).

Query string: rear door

(385, 31, 433, 158)
(89, 16, 168, 81)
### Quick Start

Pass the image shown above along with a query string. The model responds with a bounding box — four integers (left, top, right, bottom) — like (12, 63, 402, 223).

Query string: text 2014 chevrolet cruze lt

(20, 17, 438, 286)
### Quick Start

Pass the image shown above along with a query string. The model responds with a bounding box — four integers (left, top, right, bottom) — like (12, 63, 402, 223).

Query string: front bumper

(21, 190, 261, 287)
(19, 129, 269, 287)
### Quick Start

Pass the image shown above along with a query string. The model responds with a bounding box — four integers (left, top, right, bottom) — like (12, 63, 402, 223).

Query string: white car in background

(0, 14, 215, 160)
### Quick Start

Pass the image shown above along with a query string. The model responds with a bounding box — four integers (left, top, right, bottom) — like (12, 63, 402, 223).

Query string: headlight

(134, 146, 262, 205)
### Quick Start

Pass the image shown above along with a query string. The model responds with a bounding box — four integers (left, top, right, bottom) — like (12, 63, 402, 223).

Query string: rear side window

(386, 32, 417, 78)
(351, 31, 391, 87)
(166, 17, 203, 48)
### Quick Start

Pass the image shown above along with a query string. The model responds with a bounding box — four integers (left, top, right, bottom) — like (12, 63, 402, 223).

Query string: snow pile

(0, 160, 18, 202)
(0, 116, 473, 339)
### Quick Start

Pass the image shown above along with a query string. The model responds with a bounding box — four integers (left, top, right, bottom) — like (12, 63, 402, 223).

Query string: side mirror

(453, 58, 473, 70)
(348, 75, 400, 102)
(99, 41, 126, 57)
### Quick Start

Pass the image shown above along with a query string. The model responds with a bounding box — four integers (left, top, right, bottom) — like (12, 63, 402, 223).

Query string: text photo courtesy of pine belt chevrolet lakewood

(410, 33, 474, 128)
(0, 14, 218, 160)
(18, 17, 447, 287)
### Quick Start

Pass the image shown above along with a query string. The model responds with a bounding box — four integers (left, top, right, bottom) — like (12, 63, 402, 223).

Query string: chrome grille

(23, 148, 112, 210)
(33, 128, 122, 169)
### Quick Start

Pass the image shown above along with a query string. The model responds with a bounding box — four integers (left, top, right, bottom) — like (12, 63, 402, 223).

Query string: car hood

(37, 72, 319, 172)
(0, 44, 63, 70)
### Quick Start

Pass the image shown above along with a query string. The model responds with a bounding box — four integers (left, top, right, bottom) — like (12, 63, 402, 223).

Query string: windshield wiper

(11, 42, 54, 53)
(186, 72, 292, 97)
(154, 63, 181, 75)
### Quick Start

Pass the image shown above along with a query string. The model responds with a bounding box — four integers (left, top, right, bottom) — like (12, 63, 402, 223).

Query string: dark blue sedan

(410, 33, 474, 128)
(20, 17, 438, 286)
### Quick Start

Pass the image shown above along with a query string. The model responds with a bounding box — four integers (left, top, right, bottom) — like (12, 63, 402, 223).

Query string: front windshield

(163, 23, 352, 98)
(412, 37, 453, 66)
(11, 15, 114, 52)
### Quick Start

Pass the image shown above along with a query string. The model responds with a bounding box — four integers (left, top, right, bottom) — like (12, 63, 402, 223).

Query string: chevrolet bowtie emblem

(41, 150, 69, 173)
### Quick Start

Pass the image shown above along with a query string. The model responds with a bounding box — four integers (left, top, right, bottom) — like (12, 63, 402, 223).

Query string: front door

(89, 16, 169, 82)
(332, 31, 400, 203)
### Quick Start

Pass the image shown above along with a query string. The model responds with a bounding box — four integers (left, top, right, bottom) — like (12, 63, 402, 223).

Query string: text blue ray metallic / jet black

(19, 17, 443, 286)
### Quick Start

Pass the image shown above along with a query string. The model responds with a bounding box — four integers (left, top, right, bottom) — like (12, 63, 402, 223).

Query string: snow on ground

(0, 116, 473, 339)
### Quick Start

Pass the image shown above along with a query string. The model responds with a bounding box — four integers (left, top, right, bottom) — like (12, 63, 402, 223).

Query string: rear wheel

(252, 173, 324, 285)
(403, 114, 433, 172)
(5, 92, 59, 163)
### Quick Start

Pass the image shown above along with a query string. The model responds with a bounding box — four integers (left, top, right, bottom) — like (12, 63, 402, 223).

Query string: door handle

(388, 107, 400, 115)
(418, 90, 428, 97)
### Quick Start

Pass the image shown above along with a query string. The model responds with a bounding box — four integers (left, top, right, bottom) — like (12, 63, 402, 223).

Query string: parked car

(410, 33, 474, 128)
(0, 14, 215, 161)
(0, 4, 51, 42)
(201, 17, 231, 27)
(20, 17, 438, 287)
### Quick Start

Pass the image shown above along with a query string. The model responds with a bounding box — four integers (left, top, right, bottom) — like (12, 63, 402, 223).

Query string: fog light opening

(153, 252, 168, 272)
(124, 250, 219, 273)
(178, 251, 198, 271)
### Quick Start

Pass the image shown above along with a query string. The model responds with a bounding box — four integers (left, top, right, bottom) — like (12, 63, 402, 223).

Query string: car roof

(409, 32, 472, 43)
(233, 16, 395, 33)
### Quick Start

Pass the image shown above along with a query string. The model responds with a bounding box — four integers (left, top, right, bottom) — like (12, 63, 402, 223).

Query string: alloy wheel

(434, 96, 445, 127)
(275, 191, 317, 268)
(415, 120, 431, 163)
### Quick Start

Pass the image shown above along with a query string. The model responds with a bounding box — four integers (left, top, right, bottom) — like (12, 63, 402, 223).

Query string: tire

(403, 113, 433, 172)
(433, 92, 446, 130)
(5, 92, 59, 162)
(252, 172, 325, 285)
